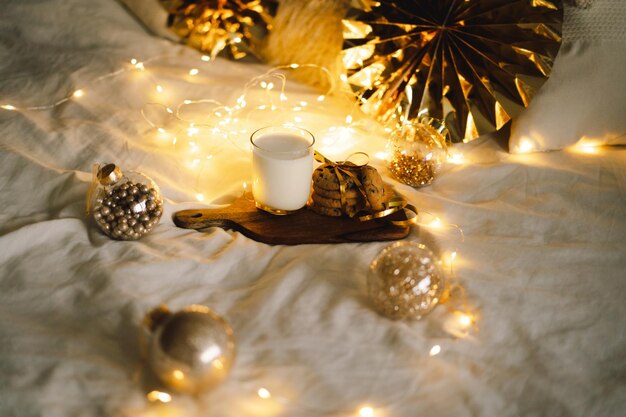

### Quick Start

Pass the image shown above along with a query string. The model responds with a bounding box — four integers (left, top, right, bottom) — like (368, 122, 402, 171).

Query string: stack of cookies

(309, 164, 388, 217)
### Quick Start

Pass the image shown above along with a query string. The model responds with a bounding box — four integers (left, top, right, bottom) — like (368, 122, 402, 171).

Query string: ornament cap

(97, 163, 123, 186)
(144, 304, 172, 332)
(420, 116, 448, 137)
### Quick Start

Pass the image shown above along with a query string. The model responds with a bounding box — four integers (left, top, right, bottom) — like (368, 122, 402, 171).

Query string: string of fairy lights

(0, 52, 472, 282)
(0, 52, 495, 415)
(1, 51, 601, 416)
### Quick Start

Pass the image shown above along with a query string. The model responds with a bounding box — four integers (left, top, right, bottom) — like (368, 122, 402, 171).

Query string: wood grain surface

(173, 192, 410, 245)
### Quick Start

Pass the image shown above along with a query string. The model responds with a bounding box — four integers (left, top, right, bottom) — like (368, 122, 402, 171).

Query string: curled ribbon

(358, 197, 419, 227)
(85, 163, 100, 216)
(85, 163, 123, 216)
(313, 151, 418, 226)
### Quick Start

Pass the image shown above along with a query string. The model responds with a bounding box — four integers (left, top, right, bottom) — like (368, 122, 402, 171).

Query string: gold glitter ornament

(342, 0, 563, 142)
(159, 0, 277, 60)
(144, 305, 236, 394)
(387, 118, 447, 187)
(368, 241, 445, 320)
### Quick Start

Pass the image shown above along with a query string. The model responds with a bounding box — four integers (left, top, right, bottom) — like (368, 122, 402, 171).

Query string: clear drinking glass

(250, 126, 315, 215)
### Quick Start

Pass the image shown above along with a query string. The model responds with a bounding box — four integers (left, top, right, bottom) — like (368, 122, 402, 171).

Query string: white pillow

(509, 0, 626, 153)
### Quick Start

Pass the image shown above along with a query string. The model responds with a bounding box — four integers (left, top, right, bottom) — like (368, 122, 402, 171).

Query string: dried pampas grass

(262, 0, 349, 90)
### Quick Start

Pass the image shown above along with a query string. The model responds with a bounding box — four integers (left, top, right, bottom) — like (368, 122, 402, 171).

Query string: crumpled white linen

(1, 1, 625, 417)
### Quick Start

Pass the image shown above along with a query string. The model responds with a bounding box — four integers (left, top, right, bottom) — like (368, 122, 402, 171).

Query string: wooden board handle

(173, 193, 410, 245)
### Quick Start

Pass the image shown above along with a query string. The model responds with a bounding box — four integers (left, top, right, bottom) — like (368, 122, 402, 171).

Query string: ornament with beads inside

(88, 163, 163, 240)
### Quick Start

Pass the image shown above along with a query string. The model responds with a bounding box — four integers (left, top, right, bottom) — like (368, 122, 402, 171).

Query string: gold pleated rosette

(159, 0, 277, 60)
(342, 0, 563, 142)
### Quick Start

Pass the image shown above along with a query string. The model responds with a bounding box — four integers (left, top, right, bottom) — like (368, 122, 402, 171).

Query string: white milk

(251, 128, 314, 213)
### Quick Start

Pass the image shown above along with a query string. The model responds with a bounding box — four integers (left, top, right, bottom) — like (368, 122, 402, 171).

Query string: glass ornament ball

(145, 305, 236, 395)
(90, 163, 163, 240)
(387, 119, 447, 187)
(368, 241, 445, 320)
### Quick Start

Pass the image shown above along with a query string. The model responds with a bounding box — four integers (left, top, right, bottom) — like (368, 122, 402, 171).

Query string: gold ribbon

(314, 151, 419, 226)
(85, 163, 123, 216)
(314, 151, 369, 214)
(85, 163, 100, 216)
(358, 197, 419, 227)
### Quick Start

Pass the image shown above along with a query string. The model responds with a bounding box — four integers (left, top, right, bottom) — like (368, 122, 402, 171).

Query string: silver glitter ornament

(89, 163, 163, 240)
(145, 305, 236, 394)
(368, 241, 445, 320)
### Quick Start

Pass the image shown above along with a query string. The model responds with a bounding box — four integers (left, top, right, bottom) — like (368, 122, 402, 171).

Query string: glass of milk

(250, 126, 315, 215)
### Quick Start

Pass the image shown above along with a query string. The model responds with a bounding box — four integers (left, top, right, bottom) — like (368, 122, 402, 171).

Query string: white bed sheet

(1, 1, 625, 417)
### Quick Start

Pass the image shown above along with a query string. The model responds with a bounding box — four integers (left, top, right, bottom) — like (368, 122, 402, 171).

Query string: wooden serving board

(173, 192, 410, 245)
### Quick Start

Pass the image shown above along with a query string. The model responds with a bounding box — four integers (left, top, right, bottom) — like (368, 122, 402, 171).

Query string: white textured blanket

(0, 1, 625, 417)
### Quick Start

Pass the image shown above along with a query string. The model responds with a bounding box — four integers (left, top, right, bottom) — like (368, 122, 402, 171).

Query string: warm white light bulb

(429, 218, 442, 229)
(201, 55, 210, 62)
(374, 151, 389, 161)
(146, 391, 172, 403)
(458, 313, 472, 327)
(1, 104, 17, 111)
(577, 143, 599, 154)
(359, 406, 374, 417)
(189, 68, 199, 76)
(73, 89, 84, 98)
(257, 388, 271, 399)
(448, 153, 464, 164)
(429, 345, 441, 356)
(517, 140, 534, 154)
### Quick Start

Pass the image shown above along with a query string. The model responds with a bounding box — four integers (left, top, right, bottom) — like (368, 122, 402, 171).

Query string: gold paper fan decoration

(160, 0, 277, 60)
(342, 0, 563, 142)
